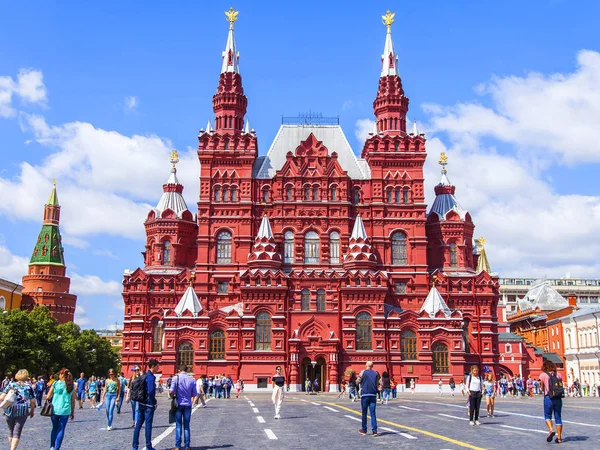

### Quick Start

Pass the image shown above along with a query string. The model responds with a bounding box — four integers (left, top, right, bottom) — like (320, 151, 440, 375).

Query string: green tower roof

(30, 224, 65, 265)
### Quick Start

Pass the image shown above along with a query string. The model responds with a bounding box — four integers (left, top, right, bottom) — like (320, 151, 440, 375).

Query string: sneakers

(359, 429, 367, 435)
(274, 414, 280, 419)
(475, 420, 481, 426)
(372, 432, 378, 437)
(469, 421, 475, 426)
(107, 426, 112, 431)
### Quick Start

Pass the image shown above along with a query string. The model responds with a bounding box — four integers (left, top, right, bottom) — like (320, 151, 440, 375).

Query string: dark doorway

(301, 356, 327, 392)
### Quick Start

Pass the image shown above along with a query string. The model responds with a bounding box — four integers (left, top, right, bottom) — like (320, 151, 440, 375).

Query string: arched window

(394, 141, 399, 152)
(403, 189, 409, 203)
(177, 342, 194, 367)
(313, 186, 319, 201)
(356, 312, 372, 350)
(216, 231, 232, 264)
(255, 312, 271, 350)
(286, 185, 293, 201)
(329, 232, 340, 264)
(163, 240, 171, 265)
(387, 189, 393, 203)
(353, 188, 360, 204)
(223, 187, 229, 202)
(224, 138, 229, 150)
(301, 289, 310, 311)
(317, 289, 326, 311)
(449, 243, 457, 267)
(331, 186, 337, 201)
(392, 232, 407, 265)
(152, 319, 163, 352)
(304, 231, 320, 264)
(214, 187, 221, 202)
(231, 187, 238, 202)
(432, 342, 449, 373)
(0, 296, 5, 310)
(304, 186, 311, 201)
(284, 231, 294, 263)
(395, 188, 400, 203)
(262, 188, 269, 203)
(210, 330, 225, 360)
(401, 329, 417, 360)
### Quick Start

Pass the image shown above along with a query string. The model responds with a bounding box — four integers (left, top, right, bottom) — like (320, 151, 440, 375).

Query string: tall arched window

(177, 342, 194, 367)
(353, 188, 360, 204)
(152, 319, 164, 352)
(223, 187, 229, 202)
(301, 289, 310, 311)
(231, 187, 238, 202)
(286, 185, 293, 201)
(304, 231, 320, 264)
(304, 186, 311, 201)
(214, 187, 221, 202)
(262, 188, 269, 203)
(317, 289, 326, 311)
(163, 240, 171, 265)
(331, 186, 337, 201)
(401, 329, 417, 360)
(403, 189, 409, 203)
(284, 231, 294, 263)
(356, 312, 372, 350)
(387, 189, 393, 203)
(395, 188, 400, 203)
(0, 296, 5, 310)
(392, 232, 407, 265)
(432, 342, 449, 373)
(210, 330, 225, 360)
(216, 231, 232, 264)
(255, 312, 271, 350)
(312, 186, 319, 201)
(329, 232, 340, 264)
(449, 243, 458, 267)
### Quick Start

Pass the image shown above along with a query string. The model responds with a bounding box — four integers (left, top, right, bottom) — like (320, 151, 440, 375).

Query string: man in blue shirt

(357, 361, 380, 436)
(76, 373, 87, 409)
(132, 359, 159, 450)
(170, 365, 198, 450)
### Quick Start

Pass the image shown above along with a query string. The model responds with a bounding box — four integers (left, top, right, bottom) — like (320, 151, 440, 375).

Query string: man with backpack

(357, 361, 380, 436)
(539, 360, 564, 444)
(131, 359, 160, 450)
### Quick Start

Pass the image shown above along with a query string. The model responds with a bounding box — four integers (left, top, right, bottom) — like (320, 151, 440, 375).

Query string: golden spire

(439, 152, 448, 174)
(52, 178, 56, 186)
(170, 149, 179, 169)
(382, 10, 395, 33)
(225, 7, 239, 30)
(476, 236, 492, 273)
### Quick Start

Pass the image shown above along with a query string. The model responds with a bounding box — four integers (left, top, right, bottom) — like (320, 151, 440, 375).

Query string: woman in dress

(88, 376, 98, 409)
(100, 369, 121, 431)
(125, 366, 141, 428)
(47, 368, 75, 450)
(271, 366, 285, 419)
(0, 369, 36, 450)
(484, 373, 496, 417)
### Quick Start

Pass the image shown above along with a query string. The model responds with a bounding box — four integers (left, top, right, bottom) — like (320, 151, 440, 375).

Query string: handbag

(168, 375, 179, 424)
(40, 400, 54, 417)
(0, 388, 16, 410)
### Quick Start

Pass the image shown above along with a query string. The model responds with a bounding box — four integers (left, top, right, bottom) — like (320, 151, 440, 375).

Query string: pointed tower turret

(420, 284, 452, 318)
(21, 180, 77, 323)
(343, 215, 377, 269)
(247, 215, 282, 269)
(426, 152, 475, 271)
(174, 282, 203, 317)
(475, 237, 492, 274)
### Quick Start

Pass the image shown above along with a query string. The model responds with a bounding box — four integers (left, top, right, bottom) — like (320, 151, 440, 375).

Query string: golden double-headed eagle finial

(170, 149, 179, 167)
(225, 7, 239, 30)
(382, 10, 395, 33)
(51, 178, 56, 186)
(477, 236, 486, 248)
(439, 152, 448, 174)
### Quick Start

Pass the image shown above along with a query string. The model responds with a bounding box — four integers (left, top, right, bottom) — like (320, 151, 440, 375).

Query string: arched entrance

(301, 356, 327, 392)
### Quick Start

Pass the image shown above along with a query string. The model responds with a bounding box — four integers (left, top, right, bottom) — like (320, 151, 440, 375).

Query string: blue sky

(1, 0, 600, 329)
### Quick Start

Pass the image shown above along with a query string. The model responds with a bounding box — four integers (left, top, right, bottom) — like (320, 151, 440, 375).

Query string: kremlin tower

(21, 181, 77, 324)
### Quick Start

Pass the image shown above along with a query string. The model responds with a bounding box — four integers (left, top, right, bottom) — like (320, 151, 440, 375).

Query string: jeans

(105, 393, 117, 427)
(175, 406, 192, 448)
(117, 390, 125, 413)
(50, 414, 69, 450)
(132, 404, 155, 450)
(543, 395, 563, 425)
(392, 388, 397, 399)
(35, 390, 43, 407)
(383, 388, 391, 401)
(360, 395, 377, 433)
(131, 399, 138, 422)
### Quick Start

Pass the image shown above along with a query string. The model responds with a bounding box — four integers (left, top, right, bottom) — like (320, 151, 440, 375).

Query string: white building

(561, 307, 600, 388)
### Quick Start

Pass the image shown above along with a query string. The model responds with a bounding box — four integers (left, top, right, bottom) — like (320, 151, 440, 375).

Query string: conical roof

(47, 181, 59, 206)
(174, 285, 202, 316)
(420, 285, 452, 317)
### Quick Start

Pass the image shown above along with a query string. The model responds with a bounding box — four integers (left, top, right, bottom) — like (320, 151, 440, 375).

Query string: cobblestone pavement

(1, 392, 599, 449)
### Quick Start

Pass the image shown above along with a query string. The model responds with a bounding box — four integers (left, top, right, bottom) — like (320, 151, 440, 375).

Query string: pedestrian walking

(234, 379, 242, 399)
(169, 365, 197, 450)
(0, 369, 36, 450)
(100, 369, 121, 431)
(539, 360, 564, 444)
(338, 380, 347, 399)
(75, 373, 87, 409)
(348, 372, 357, 402)
(194, 376, 207, 407)
(88, 376, 98, 409)
(125, 366, 142, 427)
(271, 366, 285, 419)
(438, 379, 443, 395)
(117, 372, 127, 414)
(484, 373, 495, 417)
(304, 379, 311, 394)
(391, 378, 397, 399)
(449, 377, 456, 396)
(410, 378, 416, 395)
(34, 376, 45, 407)
(380, 372, 391, 405)
(357, 361, 379, 436)
(313, 377, 319, 393)
(47, 368, 76, 450)
(466, 365, 483, 426)
(131, 358, 159, 450)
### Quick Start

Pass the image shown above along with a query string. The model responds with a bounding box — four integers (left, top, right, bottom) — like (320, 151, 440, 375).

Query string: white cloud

(74, 304, 90, 327)
(0, 69, 47, 118)
(425, 50, 600, 165)
(342, 100, 354, 111)
(124, 95, 138, 113)
(92, 248, 119, 260)
(69, 273, 122, 296)
(354, 118, 375, 143)
(0, 245, 28, 284)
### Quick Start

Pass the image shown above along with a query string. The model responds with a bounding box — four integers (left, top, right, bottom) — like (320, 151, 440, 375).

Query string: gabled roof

(174, 285, 202, 317)
(517, 281, 568, 313)
(253, 125, 370, 180)
(419, 286, 452, 318)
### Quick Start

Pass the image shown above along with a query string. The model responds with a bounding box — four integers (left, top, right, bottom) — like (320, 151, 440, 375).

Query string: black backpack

(130, 373, 148, 403)
(546, 372, 564, 398)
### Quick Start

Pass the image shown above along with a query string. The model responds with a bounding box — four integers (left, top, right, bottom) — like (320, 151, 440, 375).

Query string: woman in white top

(466, 365, 483, 426)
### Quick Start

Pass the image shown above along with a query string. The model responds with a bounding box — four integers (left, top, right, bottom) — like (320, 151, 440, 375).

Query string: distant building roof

(542, 352, 563, 365)
(517, 281, 568, 313)
(561, 306, 600, 321)
(498, 332, 524, 342)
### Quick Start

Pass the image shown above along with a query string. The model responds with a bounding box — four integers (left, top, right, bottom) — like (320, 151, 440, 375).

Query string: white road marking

(500, 425, 548, 434)
(249, 402, 255, 407)
(300, 399, 308, 402)
(252, 407, 260, 413)
(400, 432, 418, 440)
(438, 413, 469, 421)
(152, 399, 211, 447)
(398, 405, 421, 411)
(345, 415, 362, 422)
(311, 401, 321, 405)
(323, 406, 339, 412)
(247, 400, 252, 403)
(264, 428, 278, 440)
(257, 416, 265, 423)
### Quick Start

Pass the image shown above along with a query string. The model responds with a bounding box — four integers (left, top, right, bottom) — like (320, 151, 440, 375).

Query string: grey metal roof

(561, 306, 600, 321)
(174, 285, 202, 316)
(498, 332, 525, 342)
(517, 281, 568, 312)
(543, 352, 563, 365)
(253, 125, 370, 180)
(420, 286, 452, 317)
(429, 174, 467, 220)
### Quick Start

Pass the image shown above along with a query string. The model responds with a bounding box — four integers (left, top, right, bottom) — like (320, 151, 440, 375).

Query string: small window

(163, 240, 171, 265)
(231, 187, 238, 202)
(505, 343, 512, 354)
(403, 190, 409, 203)
(329, 232, 340, 264)
(331, 186, 337, 201)
(394, 141, 399, 152)
(214, 187, 221, 202)
(449, 243, 457, 267)
(304, 186, 311, 201)
(317, 289, 326, 311)
(177, 342, 194, 367)
(401, 330, 417, 360)
(353, 189, 360, 204)
(217, 282, 229, 294)
(301, 289, 310, 311)
(286, 186, 293, 201)
(210, 330, 225, 360)
(313, 186, 319, 201)
(387, 190, 393, 203)
(395, 282, 407, 294)
(432, 342, 449, 373)
(395, 189, 400, 203)
(262, 188, 269, 203)
(223, 187, 229, 202)
(257, 377, 268, 388)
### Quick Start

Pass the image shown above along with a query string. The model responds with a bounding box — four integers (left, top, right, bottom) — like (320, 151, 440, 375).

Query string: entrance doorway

(301, 356, 327, 392)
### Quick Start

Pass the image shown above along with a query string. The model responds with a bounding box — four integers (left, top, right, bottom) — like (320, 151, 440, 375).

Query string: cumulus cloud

(0, 69, 47, 117)
(0, 245, 28, 284)
(124, 95, 138, 113)
(355, 118, 375, 143)
(74, 304, 90, 327)
(69, 273, 122, 296)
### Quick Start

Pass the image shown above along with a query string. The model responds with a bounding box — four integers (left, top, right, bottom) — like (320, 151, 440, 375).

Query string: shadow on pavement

(563, 436, 589, 442)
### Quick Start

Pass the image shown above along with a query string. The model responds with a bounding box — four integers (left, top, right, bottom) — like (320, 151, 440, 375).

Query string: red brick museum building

(121, 10, 501, 391)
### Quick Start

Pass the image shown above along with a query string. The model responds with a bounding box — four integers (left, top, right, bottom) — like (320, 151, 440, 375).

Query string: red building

(121, 10, 500, 391)
(21, 182, 77, 324)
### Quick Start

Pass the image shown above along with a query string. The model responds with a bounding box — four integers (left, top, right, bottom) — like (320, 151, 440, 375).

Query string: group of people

(175, 374, 244, 400)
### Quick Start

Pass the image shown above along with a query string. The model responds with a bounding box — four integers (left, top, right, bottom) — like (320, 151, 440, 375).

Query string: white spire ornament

(221, 7, 241, 74)
(244, 119, 250, 134)
(380, 10, 399, 77)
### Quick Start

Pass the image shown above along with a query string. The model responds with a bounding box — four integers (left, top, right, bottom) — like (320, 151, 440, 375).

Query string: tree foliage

(0, 307, 120, 378)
